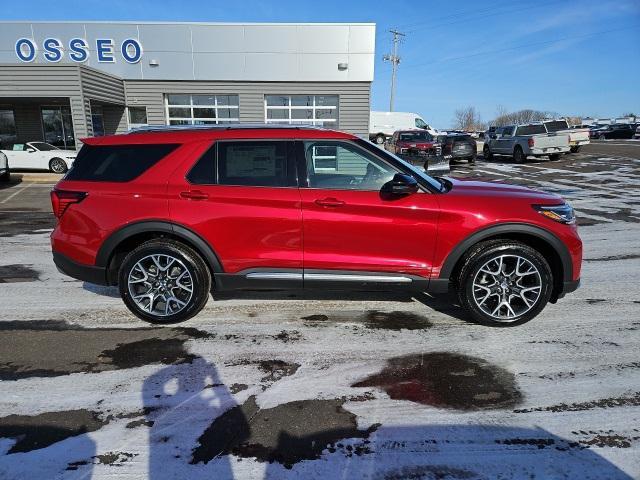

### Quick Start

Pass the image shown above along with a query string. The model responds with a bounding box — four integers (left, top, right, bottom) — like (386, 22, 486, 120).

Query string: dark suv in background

(51, 125, 582, 327)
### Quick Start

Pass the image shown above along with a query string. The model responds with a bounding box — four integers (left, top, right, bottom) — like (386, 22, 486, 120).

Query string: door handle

(180, 190, 209, 201)
(314, 197, 345, 207)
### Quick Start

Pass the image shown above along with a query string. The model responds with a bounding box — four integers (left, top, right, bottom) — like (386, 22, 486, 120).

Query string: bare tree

(491, 108, 555, 126)
(453, 106, 485, 131)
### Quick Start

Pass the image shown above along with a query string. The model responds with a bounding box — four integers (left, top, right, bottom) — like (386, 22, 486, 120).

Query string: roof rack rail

(127, 123, 328, 134)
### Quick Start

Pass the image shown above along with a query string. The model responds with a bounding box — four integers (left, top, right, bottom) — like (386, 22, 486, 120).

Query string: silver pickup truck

(483, 123, 570, 163)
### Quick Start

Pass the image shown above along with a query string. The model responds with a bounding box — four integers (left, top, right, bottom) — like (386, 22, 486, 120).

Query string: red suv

(51, 125, 582, 326)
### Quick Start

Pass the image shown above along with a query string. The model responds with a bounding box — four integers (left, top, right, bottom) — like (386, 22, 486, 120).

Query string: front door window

(41, 106, 75, 149)
(304, 140, 398, 191)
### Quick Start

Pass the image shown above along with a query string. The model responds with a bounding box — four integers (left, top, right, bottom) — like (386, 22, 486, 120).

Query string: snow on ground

(0, 152, 639, 479)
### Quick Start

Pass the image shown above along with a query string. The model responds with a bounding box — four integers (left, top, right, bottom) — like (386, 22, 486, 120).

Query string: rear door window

(65, 144, 179, 182)
(216, 141, 297, 187)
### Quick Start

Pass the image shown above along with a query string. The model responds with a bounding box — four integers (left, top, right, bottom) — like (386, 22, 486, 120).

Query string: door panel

(168, 140, 303, 275)
(299, 140, 439, 278)
(300, 189, 439, 277)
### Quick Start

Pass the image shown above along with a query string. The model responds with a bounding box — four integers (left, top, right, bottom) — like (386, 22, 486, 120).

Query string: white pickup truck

(483, 124, 570, 163)
(543, 120, 590, 153)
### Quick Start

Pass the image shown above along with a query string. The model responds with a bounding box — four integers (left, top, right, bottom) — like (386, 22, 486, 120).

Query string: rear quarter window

(65, 144, 179, 182)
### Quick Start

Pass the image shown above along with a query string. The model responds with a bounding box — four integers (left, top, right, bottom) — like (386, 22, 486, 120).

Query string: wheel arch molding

(439, 223, 573, 283)
(96, 220, 224, 283)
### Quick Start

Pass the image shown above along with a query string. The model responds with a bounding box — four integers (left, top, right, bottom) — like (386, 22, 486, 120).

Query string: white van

(369, 111, 436, 144)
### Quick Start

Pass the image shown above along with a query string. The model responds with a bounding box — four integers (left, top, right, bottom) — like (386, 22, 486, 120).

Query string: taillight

(528, 137, 535, 148)
(50, 190, 87, 218)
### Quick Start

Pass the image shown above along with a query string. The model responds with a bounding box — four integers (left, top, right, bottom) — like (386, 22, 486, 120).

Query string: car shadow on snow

(0, 354, 634, 479)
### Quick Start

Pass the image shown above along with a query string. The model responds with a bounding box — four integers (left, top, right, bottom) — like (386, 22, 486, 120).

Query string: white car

(0, 142, 76, 174)
(369, 111, 438, 144)
(0, 150, 9, 181)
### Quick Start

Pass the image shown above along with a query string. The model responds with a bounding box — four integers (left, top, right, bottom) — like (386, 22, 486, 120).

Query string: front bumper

(53, 251, 108, 285)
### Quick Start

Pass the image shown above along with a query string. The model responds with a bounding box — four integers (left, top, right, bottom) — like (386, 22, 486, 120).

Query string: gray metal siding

(0, 64, 81, 97)
(79, 66, 126, 105)
(124, 80, 371, 137)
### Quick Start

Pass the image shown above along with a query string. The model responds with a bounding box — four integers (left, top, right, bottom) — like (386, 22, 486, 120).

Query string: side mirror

(381, 173, 419, 197)
(26, 147, 36, 153)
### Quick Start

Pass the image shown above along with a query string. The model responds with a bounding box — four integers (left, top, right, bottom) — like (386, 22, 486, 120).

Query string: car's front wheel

(455, 240, 553, 327)
(118, 239, 211, 324)
(49, 158, 68, 174)
(375, 134, 386, 145)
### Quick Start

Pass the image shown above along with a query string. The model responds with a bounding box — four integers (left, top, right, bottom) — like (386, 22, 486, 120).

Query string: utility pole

(383, 29, 405, 112)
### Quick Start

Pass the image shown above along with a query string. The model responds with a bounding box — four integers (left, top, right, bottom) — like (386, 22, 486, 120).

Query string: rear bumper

(53, 251, 108, 285)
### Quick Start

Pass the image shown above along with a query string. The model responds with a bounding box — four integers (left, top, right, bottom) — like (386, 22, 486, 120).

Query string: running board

(215, 270, 429, 292)
(246, 272, 413, 283)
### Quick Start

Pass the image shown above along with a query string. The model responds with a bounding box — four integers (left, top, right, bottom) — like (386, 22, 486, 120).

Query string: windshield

(356, 139, 444, 192)
(30, 142, 59, 151)
(544, 121, 568, 132)
(399, 131, 433, 142)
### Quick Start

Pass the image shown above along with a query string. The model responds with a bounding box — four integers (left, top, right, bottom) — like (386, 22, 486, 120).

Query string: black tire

(482, 145, 492, 160)
(513, 146, 526, 163)
(468, 155, 476, 164)
(569, 146, 581, 154)
(375, 134, 386, 145)
(0, 170, 9, 182)
(548, 153, 561, 161)
(598, 134, 606, 140)
(455, 240, 553, 327)
(49, 157, 68, 174)
(118, 239, 211, 324)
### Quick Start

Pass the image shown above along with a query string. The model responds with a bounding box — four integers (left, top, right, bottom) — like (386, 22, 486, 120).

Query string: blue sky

(4, 0, 639, 128)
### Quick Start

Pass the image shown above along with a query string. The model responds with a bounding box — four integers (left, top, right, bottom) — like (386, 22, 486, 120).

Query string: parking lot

(0, 140, 639, 479)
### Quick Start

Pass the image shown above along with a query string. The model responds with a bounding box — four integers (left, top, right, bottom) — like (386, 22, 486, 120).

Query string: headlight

(533, 203, 576, 225)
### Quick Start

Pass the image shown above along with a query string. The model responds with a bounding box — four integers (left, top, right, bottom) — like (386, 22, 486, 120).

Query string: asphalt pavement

(0, 142, 639, 479)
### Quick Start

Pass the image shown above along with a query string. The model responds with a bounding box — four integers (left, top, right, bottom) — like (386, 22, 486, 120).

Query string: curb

(8, 173, 62, 184)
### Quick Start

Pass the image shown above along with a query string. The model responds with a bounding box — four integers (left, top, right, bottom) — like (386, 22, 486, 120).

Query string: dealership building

(0, 21, 375, 149)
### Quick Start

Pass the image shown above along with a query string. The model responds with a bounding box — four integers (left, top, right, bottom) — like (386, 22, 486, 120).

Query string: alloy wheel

(50, 159, 67, 173)
(127, 254, 194, 317)
(471, 254, 542, 322)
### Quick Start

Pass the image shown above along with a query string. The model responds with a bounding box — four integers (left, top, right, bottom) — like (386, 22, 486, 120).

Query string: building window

(41, 106, 75, 150)
(128, 106, 148, 130)
(264, 95, 338, 126)
(165, 94, 239, 125)
(91, 104, 105, 137)
(0, 109, 17, 149)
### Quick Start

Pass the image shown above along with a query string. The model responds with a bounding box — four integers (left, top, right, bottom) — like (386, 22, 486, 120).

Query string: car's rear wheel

(513, 146, 526, 163)
(569, 146, 581, 153)
(49, 158, 68, 174)
(455, 240, 553, 327)
(548, 153, 561, 161)
(468, 155, 476, 164)
(482, 145, 492, 160)
(118, 239, 211, 324)
(598, 134, 606, 140)
(375, 134, 386, 145)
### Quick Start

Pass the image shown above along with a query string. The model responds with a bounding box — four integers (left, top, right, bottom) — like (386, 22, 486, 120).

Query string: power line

(396, 0, 562, 34)
(403, 25, 636, 69)
(382, 29, 405, 111)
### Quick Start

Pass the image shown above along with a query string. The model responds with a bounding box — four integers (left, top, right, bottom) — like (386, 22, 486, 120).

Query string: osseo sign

(15, 37, 143, 63)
